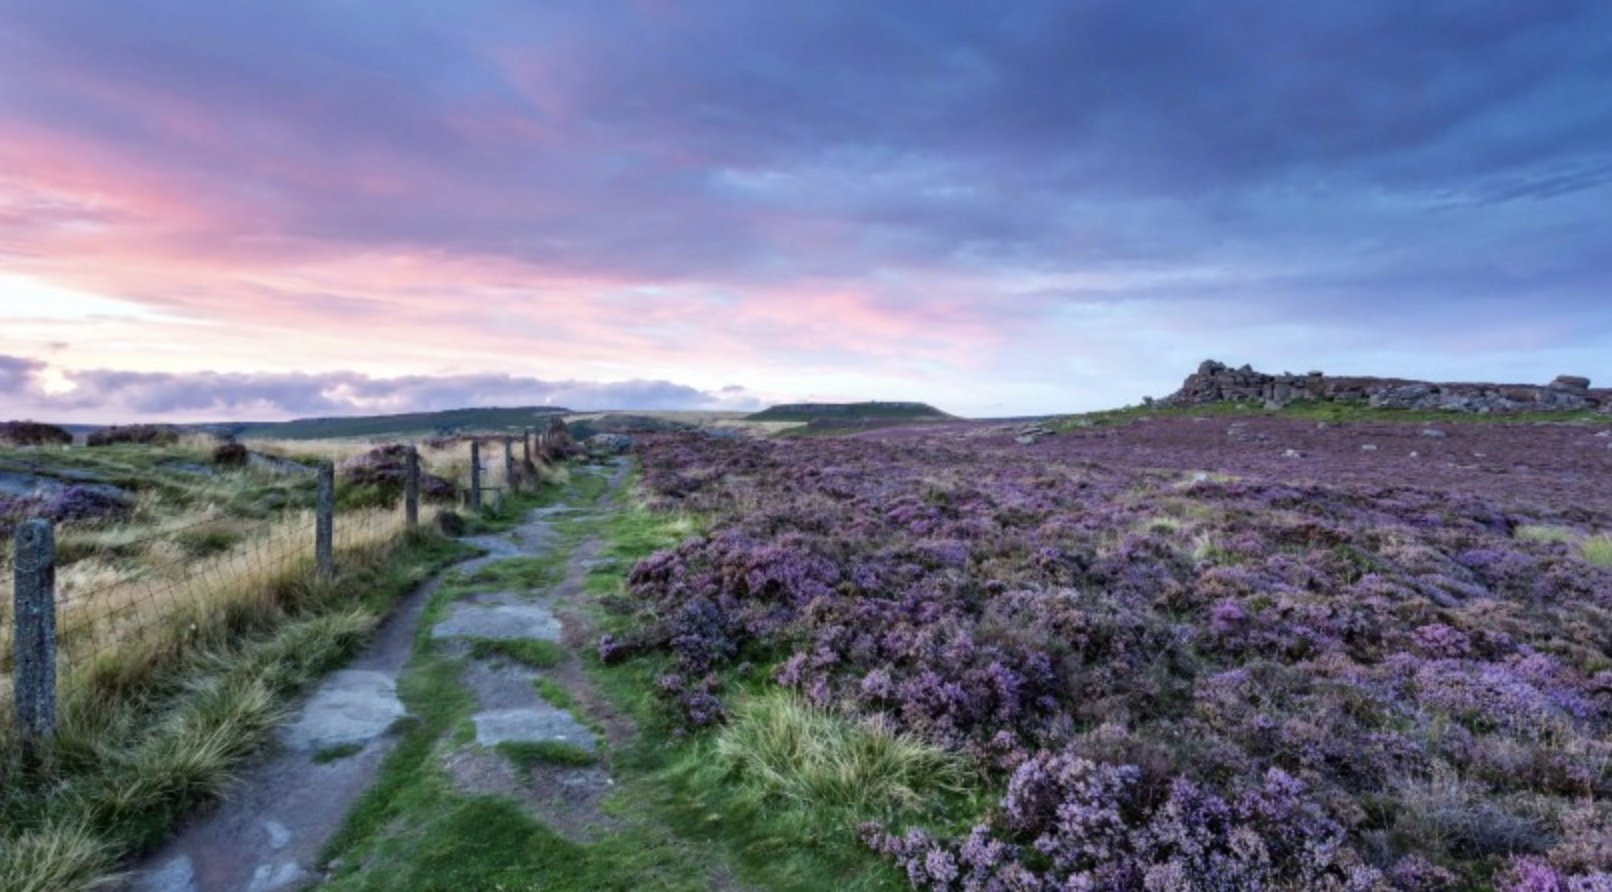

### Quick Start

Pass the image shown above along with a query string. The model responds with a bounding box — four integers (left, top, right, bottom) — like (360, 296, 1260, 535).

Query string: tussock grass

(706, 691, 968, 819)
(1584, 535, 1612, 568)
(0, 821, 122, 892)
(0, 527, 469, 892)
(1516, 524, 1578, 544)
(1516, 525, 1612, 568)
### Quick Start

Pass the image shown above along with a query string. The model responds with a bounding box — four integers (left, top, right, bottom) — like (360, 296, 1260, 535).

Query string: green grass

(497, 740, 597, 770)
(567, 470, 944, 890)
(746, 401, 949, 422)
(1516, 524, 1579, 544)
(319, 478, 724, 891)
(0, 529, 472, 892)
(204, 406, 571, 441)
(707, 690, 969, 818)
(1515, 526, 1612, 567)
(312, 742, 366, 764)
(466, 555, 565, 592)
(533, 677, 576, 711)
(467, 637, 566, 669)
(1584, 535, 1612, 568)
(322, 459, 925, 891)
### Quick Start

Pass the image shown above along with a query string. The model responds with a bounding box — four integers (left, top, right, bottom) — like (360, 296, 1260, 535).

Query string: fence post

(470, 440, 482, 511)
(404, 445, 420, 531)
(13, 518, 56, 750)
(522, 428, 532, 466)
(316, 462, 334, 578)
(504, 438, 516, 494)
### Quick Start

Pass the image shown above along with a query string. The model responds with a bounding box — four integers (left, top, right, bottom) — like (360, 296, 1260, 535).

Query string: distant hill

(746, 401, 951, 422)
(202, 406, 571, 441)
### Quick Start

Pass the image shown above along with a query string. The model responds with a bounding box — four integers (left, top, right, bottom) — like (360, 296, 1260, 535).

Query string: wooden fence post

(316, 462, 334, 578)
(13, 518, 56, 750)
(470, 440, 482, 510)
(522, 428, 532, 466)
(404, 445, 420, 531)
(504, 438, 516, 493)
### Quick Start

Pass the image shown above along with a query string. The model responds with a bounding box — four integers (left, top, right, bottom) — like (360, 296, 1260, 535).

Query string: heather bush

(609, 430, 1612, 887)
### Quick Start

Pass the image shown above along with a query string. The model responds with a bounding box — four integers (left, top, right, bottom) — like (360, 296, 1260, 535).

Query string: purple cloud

(0, 355, 761, 422)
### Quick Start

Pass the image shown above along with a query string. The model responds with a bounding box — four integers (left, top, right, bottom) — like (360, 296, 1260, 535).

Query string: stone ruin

(1162, 360, 1611, 414)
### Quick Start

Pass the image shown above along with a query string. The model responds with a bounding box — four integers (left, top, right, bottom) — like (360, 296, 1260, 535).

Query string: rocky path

(128, 459, 631, 891)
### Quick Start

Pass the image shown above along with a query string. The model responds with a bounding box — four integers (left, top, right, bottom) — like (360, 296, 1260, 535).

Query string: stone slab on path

(472, 706, 596, 750)
(277, 670, 406, 752)
(431, 602, 562, 642)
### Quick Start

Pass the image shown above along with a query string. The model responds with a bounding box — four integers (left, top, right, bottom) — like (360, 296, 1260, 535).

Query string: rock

(435, 510, 466, 536)
(0, 420, 72, 447)
(1420, 428, 1448, 439)
(1160, 360, 1610, 416)
(213, 442, 250, 468)
(432, 603, 562, 642)
(584, 433, 635, 454)
(1360, 444, 1378, 452)
(1015, 435, 1038, 445)
(87, 424, 183, 447)
(1282, 449, 1302, 459)
(471, 707, 595, 750)
(277, 670, 406, 752)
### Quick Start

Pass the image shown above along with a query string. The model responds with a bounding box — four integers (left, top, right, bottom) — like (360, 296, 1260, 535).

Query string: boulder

(213, 441, 249, 468)
(87, 424, 181, 447)
(1551, 375, 1591, 390)
(0, 420, 72, 447)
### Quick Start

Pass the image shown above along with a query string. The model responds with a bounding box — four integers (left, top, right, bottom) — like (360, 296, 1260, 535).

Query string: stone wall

(1161, 360, 1611, 414)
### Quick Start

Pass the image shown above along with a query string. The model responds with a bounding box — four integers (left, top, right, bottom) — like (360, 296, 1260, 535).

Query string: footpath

(129, 459, 635, 891)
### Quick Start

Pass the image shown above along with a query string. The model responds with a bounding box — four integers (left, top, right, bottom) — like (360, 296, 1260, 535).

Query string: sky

(1, 0, 1609, 422)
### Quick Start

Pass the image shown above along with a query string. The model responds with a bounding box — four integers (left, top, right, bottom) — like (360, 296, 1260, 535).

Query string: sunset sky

(2, 1, 1609, 422)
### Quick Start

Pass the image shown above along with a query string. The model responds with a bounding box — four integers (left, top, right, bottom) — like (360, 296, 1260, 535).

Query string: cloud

(0, 355, 761, 422)
(0, 355, 44, 393)
(0, 2, 1607, 415)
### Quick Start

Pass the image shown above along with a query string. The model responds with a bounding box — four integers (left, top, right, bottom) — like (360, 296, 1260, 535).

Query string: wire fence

(1, 491, 408, 721)
(2, 428, 562, 737)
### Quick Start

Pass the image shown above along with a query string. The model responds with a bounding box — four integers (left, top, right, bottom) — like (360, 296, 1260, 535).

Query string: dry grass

(241, 437, 377, 464)
(3, 502, 406, 704)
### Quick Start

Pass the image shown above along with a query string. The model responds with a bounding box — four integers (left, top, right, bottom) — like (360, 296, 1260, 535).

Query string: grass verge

(576, 468, 977, 891)
(0, 528, 472, 892)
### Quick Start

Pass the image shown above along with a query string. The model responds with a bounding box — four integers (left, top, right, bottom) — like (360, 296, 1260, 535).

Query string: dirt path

(126, 460, 630, 891)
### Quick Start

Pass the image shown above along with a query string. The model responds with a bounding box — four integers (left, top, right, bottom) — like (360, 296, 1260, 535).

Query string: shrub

(0, 420, 72, 447)
(86, 425, 180, 447)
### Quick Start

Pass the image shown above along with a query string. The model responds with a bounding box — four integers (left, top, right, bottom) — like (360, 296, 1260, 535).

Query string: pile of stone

(86, 424, 182, 447)
(1161, 360, 1610, 415)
